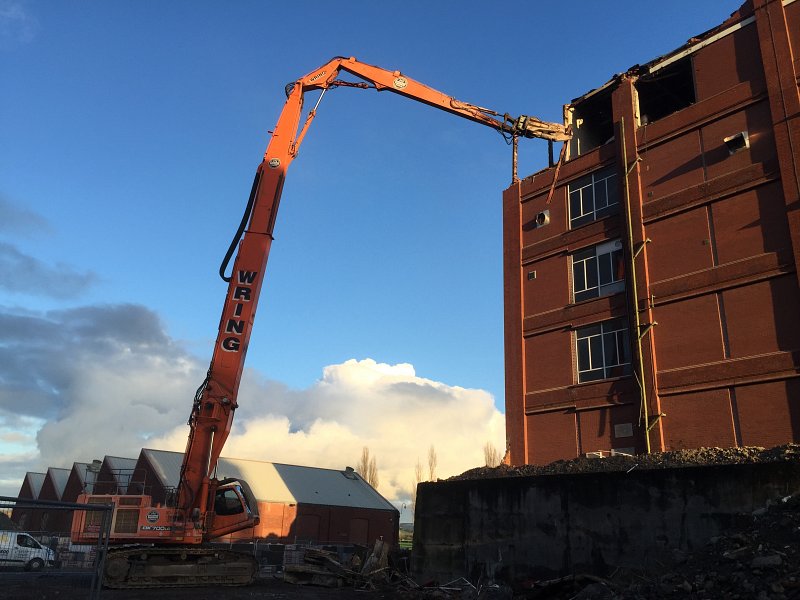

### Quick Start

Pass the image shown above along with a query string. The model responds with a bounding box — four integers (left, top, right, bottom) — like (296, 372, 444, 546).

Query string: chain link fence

(0, 496, 112, 600)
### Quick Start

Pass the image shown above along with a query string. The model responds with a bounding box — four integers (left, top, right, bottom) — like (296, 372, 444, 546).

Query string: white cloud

(0, 304, 505, 506)
(0, 415, 43, 455)
(152, 358, 506, 505)
(0, 304, 203, 495)
(35, 353, 202, 468)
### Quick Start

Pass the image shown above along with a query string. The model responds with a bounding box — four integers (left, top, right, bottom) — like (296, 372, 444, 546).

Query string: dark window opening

(636, 57, 696, 125)
(214, 488, 244, 516)
(17, 534, 40, 549)
(570, 87, 614, 156)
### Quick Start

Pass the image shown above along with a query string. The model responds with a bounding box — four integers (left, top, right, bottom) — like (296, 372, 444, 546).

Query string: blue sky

(0, 1, 742, 499)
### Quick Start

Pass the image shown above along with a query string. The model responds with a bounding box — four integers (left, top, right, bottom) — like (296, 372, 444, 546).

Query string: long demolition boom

(176, 55, 570, 518)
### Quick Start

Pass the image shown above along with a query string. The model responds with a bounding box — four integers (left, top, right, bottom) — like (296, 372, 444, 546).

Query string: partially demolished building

(504, 0, 800, 464)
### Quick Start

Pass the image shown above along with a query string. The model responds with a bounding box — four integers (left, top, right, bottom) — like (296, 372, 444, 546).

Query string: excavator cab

(206, 479, 260, 538)
(214, 487, 247, 515)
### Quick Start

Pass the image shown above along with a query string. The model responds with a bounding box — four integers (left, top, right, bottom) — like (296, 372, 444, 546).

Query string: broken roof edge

(567, 0, 758, 108)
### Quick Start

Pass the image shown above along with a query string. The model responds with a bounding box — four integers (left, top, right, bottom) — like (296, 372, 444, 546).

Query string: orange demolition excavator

(70, 56, 570, 588)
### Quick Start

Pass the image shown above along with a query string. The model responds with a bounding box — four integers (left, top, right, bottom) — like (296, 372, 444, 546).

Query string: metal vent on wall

(724, 131, 749, 154)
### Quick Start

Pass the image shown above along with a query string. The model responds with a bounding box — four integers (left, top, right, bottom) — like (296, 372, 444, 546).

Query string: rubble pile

(387, 493, 800, 600)
(516, 492, 800, 599)
(283, 539, 419, 592)
(640, 492, 800, 600)
(276, 446, 800, 598)
(444, 444, 800, 599)
(451, 444, 800, 481)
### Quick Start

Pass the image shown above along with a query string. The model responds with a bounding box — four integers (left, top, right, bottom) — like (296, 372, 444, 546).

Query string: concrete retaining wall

(411, 462, 800, 583)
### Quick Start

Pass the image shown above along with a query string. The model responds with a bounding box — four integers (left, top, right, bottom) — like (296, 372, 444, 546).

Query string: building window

(572, 239, 625, 302)
(568, 167, 619, 228)
(575, 318, 631, 383)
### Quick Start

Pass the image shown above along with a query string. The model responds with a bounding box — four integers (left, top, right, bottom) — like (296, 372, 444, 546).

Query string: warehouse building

(10, 472, 45, 530)
(38, 468, 70, 504)
(35, 467, 71, 532)
(12, 450, 398, 547)
(127, 449, 398, 546)
(504, 0, 800, 464)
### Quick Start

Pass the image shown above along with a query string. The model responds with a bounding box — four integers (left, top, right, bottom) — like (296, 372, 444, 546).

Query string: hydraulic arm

(178, 56, 570, 521)
(179, 56, 570, 519)
(71, 56, 570, 589)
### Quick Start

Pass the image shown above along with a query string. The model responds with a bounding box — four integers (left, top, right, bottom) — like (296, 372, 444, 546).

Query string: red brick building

(504, 0, 800, 464)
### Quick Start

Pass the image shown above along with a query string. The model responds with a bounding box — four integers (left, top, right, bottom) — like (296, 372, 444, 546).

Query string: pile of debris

(442, 444, 800, 599)
(278, 488, 800, 598)
(283, 539, 419, 591)
(507, 492, 800, 599)
(280, 446, 800, 598)
(451, 443, 800, 481)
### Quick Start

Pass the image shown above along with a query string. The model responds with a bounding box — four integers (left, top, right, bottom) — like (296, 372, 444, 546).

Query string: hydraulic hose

(219, 171, 261, 283)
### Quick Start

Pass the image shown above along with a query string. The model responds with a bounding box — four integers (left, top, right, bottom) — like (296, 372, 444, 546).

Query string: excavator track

(102, 546, 258, 588)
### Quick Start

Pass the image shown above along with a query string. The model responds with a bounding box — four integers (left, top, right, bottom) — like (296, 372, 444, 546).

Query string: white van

(0, 531, 56, 571)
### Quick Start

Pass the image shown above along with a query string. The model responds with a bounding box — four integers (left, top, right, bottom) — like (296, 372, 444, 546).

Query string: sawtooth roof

(103, 456, 138, 471)
(45, 468, 71, 499)
(22, 473, 46, 499)
(71, 462, 99, 488)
